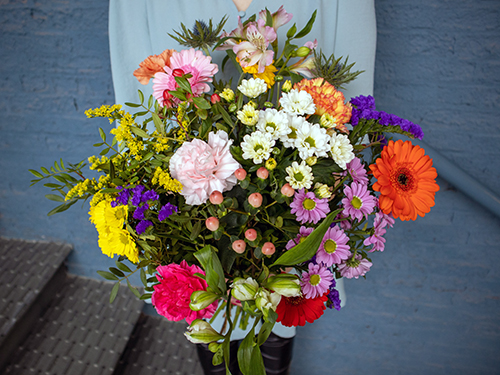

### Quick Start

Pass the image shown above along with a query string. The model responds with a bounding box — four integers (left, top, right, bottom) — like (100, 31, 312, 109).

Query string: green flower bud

(255, 288, 281, 319)
(265, 275, 301, 297)
(231, 277, 259, 301)
(184, 319, 225, 344)
(275, 75, 284, 82)
(305, 156, 317, 166)
(228, 103, 238, 112)
(190, 290, 219, 311)
(264, 101, 274, 108)
(294, 46, 311, 57)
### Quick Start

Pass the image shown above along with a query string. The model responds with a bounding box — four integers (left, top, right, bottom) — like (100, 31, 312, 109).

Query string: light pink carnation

(153, 48, 218, 107)
(152, 260, 218, 324)
(169, 130, 240, 205)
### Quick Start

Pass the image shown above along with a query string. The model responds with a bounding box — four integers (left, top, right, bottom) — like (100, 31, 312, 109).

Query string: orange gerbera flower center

(392, 166, 416, 193)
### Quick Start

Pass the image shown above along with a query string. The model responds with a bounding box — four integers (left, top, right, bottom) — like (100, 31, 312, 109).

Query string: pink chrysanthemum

(343, 157, 369, 185)
(363, 210, 395, 252)
(341, 182, 376, 221)
(316, 225, 351, 267)
(338, 254, 373, 279)
(153, 48, 218, 107)
(286, 226, 314, 250)
(300, 262, 334, 299)
(290, 189, 330, 224)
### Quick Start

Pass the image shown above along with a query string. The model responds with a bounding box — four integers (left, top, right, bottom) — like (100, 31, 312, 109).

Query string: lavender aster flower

(342, 157, 369, 185)
(316, 225, 351, 267)
(286, 226, 314, 250)
(338, 254, 372, 279)
(341, 182, 376, 221)
(290, 189, 330, 224)
(300, 262, 334, 299)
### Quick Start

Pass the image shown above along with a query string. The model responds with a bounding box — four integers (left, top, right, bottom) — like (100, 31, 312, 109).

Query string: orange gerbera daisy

(293, 78, 352, 131)
(133, 49, 175, 85)
(369, 139, 439, 221)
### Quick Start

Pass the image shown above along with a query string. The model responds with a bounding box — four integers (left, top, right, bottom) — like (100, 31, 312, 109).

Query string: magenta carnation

(169, 130, 240, 205)
(316, 225, 351, 267)
(152, 260, 218, 324)
(341, 182, 376, 221)
(338, 254, 372, 279)
(153, 48, 218, 107)
(290, 189, 330, 224)
(300, 262, 334, 299)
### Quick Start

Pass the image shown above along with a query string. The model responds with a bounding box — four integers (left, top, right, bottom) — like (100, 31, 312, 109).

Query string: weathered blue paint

(1, 1, 499, 374)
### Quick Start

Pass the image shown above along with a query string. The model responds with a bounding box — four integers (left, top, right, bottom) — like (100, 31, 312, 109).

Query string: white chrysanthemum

(294, 121, 330, 160)
(237, 103, 259, 126)
(329, 133, 355, 170)
(241, 131, 275, 164)
(238, 78, 267, 98)
(279, 89, 316, 116)
(285, 161, 314, 189)
(281, 115, 306, 148)
(256, 108, 290, 141)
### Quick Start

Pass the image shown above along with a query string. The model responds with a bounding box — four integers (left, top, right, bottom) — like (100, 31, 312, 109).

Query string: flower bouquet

(30, 6, 439, 374)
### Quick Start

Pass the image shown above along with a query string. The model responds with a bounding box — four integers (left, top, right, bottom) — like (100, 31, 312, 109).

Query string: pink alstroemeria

(217, 17, 246, 51)
(233, 19, 276, 73)
(289, 56, 315, 78)
(258, 5, 293, 32)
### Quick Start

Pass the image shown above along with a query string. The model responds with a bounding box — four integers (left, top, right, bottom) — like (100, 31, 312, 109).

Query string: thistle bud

(231, 277, 259, 301)
(184, 319, 225, 344)
(265, 275, 301, 297)
(189, 290, 219, 311)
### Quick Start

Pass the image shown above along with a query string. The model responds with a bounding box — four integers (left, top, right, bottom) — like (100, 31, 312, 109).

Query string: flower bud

(190, 290, 220, 311)
(228, 103, 237, 112)
(305, 156, 317, 166)
(231, 277, 259, 301)
(314, 182, 332, 199)
(184, 319, 225, 344)
(172, 68, 185, 77)
(275, 75, 284, 82)
(294, 46, 311, 57)
(256, 167, 269, 179)
(265, 158, 277, 170)
(220, 88, 235, 102)
(282, 80, 292, 93)
(210, 93, 221, 104)
(255, 288, 281, 319)
(264, 101, 274, 108)
(320, 113, 336, 129)
(265, 275, 301, 297)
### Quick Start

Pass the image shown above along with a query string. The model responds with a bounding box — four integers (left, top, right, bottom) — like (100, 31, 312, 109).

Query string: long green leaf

(45, 194, 64, 202)
(271, 209, 340, 266)
(237, 329, 255, 375)
(110, 282, 120, 303)
(294, 10, 317, 39)
(97, 270, 119, 281)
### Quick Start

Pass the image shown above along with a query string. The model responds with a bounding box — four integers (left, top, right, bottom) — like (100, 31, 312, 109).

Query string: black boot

(196, 341, 241, 375)
(260, 332, 294, 375)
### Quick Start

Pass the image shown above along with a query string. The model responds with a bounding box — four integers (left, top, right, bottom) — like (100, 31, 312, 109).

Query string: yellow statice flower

(152, 167, 183, 193)
(96, 175, 113, 190)
(88, 155, 110, 171)
(242, 64, 278, 88)
(85, 104, 122, 119)
(237, 103, 259, 126)
(153, 131, 170, 152)
(220, 88, 235, 102)
(65, 179, 94, 201)
(110, 111, 136, 142)
(127, 139, 144, 160)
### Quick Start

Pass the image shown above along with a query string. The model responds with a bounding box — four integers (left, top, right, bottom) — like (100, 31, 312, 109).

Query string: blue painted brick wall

(1, 1, 499, 374)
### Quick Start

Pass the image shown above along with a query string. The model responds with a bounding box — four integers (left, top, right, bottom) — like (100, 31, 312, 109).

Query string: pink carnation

(152, 260, 218, 324)
(169, 130, 240, 205)
(153, 48, 218, 107)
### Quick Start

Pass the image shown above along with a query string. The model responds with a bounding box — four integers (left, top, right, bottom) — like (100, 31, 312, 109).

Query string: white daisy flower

(329, 133, 355, 170)
(237, 103, 259, 126)
(320, 113, 336, 129)
(281, 115, 305, 148)
(279, 89, 316, 116)
(285, 161, 314, 189)
(241, 131, 275, 164)
(238, 78, 268, 98)
(295, 121, 330, 160)
(256, 108, 290, 141)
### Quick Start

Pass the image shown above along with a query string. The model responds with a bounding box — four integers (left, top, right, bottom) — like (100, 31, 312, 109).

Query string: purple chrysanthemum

(133, 203, 149, 220)
(136, 219, 153, 235)
(286, 226, 314, 250)
(316, 225, 351, 267)
(158, 202, 178, 221)
(338, 254, 372, 279)
(341, 182, 376, 221)
(300, 262, 334, 299)
(342, 157, 369, 185)
(290, 189, 330, 224)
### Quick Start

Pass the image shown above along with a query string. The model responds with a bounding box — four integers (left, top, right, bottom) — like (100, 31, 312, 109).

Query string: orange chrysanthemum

(293, 78, 352, 130)
(369, 139, 440, 221)
(133, 49, 175, 85)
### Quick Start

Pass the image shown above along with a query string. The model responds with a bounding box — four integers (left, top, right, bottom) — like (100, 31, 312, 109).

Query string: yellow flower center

(303, 198, 316, 211)
(305, 136, 316, 148)
(351, 196, 363, 209)
(294, 172, 304, 182)
(309, 274, 321, 286)
(254, 144, 264, 152)
(324, 239, 337, 254)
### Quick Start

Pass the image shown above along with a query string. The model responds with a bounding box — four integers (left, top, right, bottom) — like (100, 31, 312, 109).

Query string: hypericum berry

(245, 228, 257, 241)
(281, 183, 295, 197)
(205, 217, 219, 231)
(235, 168, 247, 181)
(262, 242, 275, 256)
(232, 240, 246, 254)
(256, 167, 269, 179)
(209, 191, 224, 205)
(210, 93, 221, 104)
(248, 193, 263, 208)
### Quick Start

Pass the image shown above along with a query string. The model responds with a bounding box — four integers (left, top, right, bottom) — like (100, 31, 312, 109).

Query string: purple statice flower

(136, 219, 153, 235)
(290, 189, 330, 225)
(112, 186, 130, 207)
(342, 157, 369, 185)
(133, 203, 149, 220)
(142, 189, 159, 203)
(327, 287, 341, 311)
(300, 262, 334, 299)
(338, 254, 372, 279)
(131, 185, 146, 206)
(316, 225, 351, 267)
(158, 202, 178, 221)
(341, 182, 376, 221)
(286, 226, 314, 250)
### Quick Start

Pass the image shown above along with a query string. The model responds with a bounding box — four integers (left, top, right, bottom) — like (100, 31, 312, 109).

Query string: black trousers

(196, 332, 294, 375)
